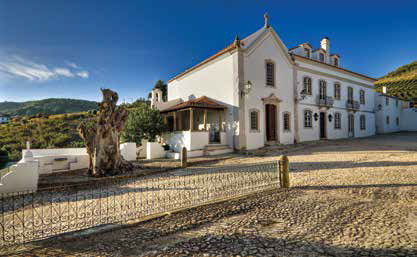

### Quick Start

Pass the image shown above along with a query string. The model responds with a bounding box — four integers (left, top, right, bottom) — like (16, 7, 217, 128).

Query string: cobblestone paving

(6, 132, 417, 256)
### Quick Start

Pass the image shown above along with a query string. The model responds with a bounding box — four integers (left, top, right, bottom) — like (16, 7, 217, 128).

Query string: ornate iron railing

(346, 100, 360, 110)
(0, 161, 280, 247)
(317, 96, 334, 107)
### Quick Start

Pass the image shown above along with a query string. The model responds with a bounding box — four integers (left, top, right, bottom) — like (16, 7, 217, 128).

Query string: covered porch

(160, 96, 228, 153)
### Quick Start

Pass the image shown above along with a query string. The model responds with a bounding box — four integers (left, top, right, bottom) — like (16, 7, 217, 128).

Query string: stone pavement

(5, 132, 417, 256)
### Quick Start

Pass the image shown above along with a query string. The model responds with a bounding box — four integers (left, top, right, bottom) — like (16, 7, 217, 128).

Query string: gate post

(181, 147, 187, 168)
(280, 155, 290, 188)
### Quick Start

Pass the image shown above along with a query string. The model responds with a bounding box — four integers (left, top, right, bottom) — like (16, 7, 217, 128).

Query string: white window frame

(265, 60, 275, 87)
(334, 112, 341, 129)
(360, 90, 365, 105)
(249, 109, 260, 132)
(360, 115, 366, 130)
(334, 83, 341, 100)
(303, 76, 312, 95)
(283, 112, 291, 132)
(319, 80, 327, 99)
(304, 110, 313, 128)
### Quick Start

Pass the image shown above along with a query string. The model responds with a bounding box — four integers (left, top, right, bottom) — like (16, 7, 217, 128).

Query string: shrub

(121, 103, 167, 144)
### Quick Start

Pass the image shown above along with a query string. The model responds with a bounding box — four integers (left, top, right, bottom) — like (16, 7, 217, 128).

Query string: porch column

(189, 108, 194, 131)
(218, 110, 222, 132)
(203, 109, 207, 131)
(173, 112, 177, 131)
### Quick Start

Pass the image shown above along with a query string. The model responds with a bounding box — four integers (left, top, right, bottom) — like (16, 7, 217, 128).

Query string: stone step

(204, 144, 230, 151)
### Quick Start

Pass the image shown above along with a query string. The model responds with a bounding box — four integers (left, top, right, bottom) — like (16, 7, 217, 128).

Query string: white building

(151, 14, 416, 157)
(0, 115, 10, 124)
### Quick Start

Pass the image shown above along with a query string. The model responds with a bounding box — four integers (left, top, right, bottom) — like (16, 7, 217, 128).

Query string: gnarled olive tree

(78, 88, 133, 177)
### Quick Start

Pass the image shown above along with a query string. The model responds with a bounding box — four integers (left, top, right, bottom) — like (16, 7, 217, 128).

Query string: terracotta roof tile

(160, 96, 226, 113)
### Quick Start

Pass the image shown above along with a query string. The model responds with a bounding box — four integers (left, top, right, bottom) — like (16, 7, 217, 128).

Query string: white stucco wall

(165, 131, 211, 152)
(0, 160, 39, 194)
(168, 51, 238, 149)
(375, 94, 403, 134)
(243, 32, 295, 149)
(21, 144, 136, 174)
(146, 142, 166, 159)
(400, 108, 417, 131)
(295, 59, 376, 141)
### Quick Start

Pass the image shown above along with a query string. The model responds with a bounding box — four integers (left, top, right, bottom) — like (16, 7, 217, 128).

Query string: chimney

(382, 86, 387, 94)
(320, 37, 330, 52)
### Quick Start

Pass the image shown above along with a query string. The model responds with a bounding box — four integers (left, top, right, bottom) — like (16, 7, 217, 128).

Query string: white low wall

(146, 142, 166, 159)
(136, 139, 148, 158)
(400, 108, 417, 131)
(120, 142, 137, 161)
(21, 143, 136, 174)
(0, 160, 39, 194)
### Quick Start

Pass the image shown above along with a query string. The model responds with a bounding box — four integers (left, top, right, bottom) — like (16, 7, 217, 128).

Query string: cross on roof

(264, 13, 268, 27)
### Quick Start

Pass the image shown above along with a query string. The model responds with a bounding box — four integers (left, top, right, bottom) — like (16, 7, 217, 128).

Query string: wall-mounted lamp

(328, 114, 333, 122)
(298, 88, 307, 101)
(314, 113, 319, 121)
(240, 81, 252, 97)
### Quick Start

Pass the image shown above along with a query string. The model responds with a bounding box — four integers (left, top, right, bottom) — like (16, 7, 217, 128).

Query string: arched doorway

(265, 104, 277, 141)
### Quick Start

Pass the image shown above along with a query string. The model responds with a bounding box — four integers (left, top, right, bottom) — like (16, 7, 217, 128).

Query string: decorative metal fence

(1, 161, 280, 247)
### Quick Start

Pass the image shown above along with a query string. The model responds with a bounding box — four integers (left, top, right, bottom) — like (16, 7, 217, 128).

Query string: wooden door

(320, 112, 326, 139)
(265, 104, 277, 141)
(348, 114, 355, 137)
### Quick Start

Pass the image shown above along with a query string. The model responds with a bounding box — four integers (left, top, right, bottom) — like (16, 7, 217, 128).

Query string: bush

(121, 103, 167, 144)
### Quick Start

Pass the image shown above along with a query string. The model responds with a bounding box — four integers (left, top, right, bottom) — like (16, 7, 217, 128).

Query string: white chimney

(320, 37, 330, 52)
(382, 86, 387, 94)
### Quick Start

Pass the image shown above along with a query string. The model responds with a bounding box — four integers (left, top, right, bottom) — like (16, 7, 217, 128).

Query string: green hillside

(0, 112, 94, 162)
(374, 61, 417, 101)
(0, 98, 98, 116)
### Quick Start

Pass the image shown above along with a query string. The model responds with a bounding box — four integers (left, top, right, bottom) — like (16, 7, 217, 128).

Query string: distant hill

(0, 98, 98, 116)
(374, 61, 417, 101)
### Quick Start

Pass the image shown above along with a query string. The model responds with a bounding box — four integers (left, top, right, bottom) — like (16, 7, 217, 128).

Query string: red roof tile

(160, 96, 226, 113)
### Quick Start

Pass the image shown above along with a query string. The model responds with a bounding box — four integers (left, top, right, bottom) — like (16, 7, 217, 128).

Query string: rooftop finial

(234, 34, 240, 47)
(264, 13, 268, 27)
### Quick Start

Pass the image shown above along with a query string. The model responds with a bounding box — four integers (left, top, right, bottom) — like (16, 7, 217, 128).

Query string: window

(283, 112, 290, 131)
(250, 110, 259, 131)
(304, 110, 312, 128)
(265, 61, 275, 87)
(303, 77, 312, 95)
(334, 58, 339, 66)
(348, 87, 353, 103)
(334, 83, 341, 100)
(360, 90, 365, 105)
(319, 53, 324, 62)
(334, 112, 341, 129)
(386, 116, 390, 125)
(396, 117, 400, 126)
(319, 80, 327, 99)
(304, 48, 310, 58)
(396, 99, 399, 107)
(386, 97, 389, 106)
(360, 115, 366, 130)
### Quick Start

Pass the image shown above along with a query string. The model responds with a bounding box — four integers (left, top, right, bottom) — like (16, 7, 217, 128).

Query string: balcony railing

(346, 100, 360, 110)
(317, 96, 334, 107)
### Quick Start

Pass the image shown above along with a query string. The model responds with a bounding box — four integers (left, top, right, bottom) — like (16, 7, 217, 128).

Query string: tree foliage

(152, 80, 167, 101)
(0, 98, 98, 116)
(121, 102, 167, 144)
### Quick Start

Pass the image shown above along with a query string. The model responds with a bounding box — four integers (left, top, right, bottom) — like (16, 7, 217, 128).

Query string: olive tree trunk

(78, 88, 133, 177)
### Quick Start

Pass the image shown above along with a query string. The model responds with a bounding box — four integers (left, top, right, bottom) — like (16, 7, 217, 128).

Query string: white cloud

(54, 68, 74, 77)
(65, 61, 79, 69)
(0, 56, 89, 81)
(76, 71, 89, 78)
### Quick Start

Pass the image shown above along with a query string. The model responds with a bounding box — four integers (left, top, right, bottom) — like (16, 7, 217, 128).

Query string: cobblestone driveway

(6, 132, 417, 256)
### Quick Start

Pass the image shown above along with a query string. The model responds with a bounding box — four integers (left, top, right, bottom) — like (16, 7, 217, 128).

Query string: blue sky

(1, 0, 416, 102)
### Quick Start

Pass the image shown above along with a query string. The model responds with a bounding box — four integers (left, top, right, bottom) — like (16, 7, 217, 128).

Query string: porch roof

(160, 96, 226, 113)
